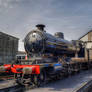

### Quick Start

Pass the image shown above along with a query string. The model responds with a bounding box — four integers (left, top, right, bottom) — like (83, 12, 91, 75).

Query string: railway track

(0, 69, 92, 92)
(0, 78, 49, 92)
(0, 85, 23, 92)
(0, 75, 14, 81)
(0, 81, 48, 92)
(0, 74, 60, 92)
(0, 71, 78, 92)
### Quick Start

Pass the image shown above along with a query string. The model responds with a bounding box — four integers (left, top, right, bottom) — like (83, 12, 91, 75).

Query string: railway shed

(79, 30, 92, 60)
(0, 32, 19, 64)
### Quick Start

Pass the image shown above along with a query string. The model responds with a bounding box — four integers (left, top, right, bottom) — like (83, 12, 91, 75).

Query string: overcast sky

(0, 0, 92, 51)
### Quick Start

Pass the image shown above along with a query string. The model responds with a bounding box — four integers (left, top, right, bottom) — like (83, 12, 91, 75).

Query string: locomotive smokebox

(54, 32, 64, 39)
(36, 24, 45, 31)
(24, 24, 46, 54)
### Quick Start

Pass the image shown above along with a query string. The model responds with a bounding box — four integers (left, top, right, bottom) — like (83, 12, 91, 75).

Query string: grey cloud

(0, 0, 92, 51)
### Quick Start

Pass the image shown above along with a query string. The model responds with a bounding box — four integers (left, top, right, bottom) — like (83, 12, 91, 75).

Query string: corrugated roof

(0, 31, 19, 40)
(78, 30, 92, 40)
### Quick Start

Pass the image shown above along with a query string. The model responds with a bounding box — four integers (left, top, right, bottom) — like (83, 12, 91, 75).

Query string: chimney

(36, 24, 45, 31)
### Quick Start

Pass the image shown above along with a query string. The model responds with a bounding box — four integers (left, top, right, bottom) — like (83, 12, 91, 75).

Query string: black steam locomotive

(24, 24, 79, 57)
(0, 24, 83, 87)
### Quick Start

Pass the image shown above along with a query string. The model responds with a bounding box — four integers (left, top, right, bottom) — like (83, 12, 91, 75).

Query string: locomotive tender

(0, 24, 80, 86)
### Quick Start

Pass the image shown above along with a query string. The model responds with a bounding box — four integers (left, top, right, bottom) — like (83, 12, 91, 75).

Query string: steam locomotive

(0, 24, 81, 86)
(24, 24, 79, 56)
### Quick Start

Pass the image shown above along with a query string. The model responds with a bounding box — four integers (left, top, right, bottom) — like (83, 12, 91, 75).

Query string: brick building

(79, 30, 92, 60)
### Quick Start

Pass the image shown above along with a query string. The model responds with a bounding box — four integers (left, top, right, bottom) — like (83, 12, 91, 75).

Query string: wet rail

(0, 85, 23, 92)
(75, 80, 92, 92)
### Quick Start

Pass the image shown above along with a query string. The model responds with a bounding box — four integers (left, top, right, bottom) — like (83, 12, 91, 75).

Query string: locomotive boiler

(24, 24, 79, 57)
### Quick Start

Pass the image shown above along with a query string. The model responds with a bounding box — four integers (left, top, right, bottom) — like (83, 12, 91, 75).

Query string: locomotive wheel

(16, 78, 24, 85)
(16, 76, 25, 85)
(15, 74, 30, 86)
(34, 70, 46, 87)
(56, 73, 62, 80)
(68, 65, 72, 75)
